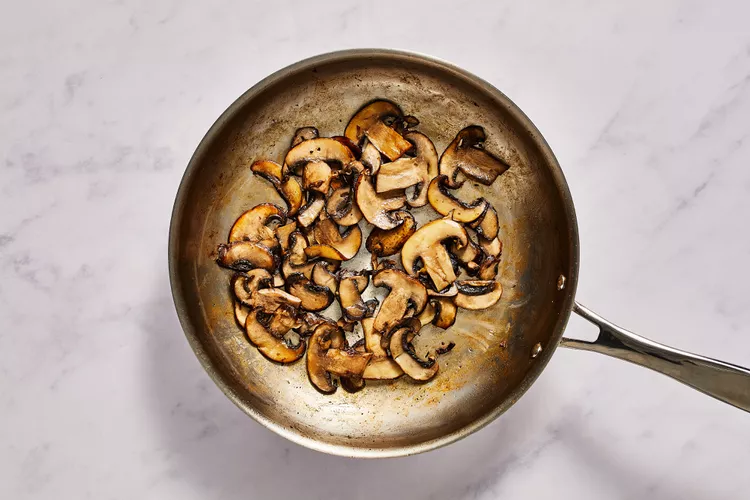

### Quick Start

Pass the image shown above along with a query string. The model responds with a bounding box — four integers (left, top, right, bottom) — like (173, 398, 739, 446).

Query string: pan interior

(169, 51, 578, 456)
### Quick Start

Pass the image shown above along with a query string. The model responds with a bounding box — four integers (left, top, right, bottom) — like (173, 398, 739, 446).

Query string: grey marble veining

(2, 1, 750, 499)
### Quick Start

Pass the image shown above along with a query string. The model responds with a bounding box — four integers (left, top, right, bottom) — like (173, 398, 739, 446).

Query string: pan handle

(561, 302, 750, 412)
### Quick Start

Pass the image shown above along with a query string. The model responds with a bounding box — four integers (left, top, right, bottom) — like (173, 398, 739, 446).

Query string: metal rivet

(531, 343, 543, 358)
(557, 275, 566, 290)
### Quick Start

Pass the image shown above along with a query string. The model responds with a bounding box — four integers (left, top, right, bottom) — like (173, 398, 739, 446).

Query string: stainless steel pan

(168, 49, 750, 458)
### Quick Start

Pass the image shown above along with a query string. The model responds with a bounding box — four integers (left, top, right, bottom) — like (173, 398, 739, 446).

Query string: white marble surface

(2, 1, 750, 498)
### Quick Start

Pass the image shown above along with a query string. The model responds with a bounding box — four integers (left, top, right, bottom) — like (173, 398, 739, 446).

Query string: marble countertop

(2, 1, 750, 498)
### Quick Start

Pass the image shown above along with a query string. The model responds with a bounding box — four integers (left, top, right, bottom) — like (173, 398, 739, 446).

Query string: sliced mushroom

(401, 218, 468, 291)
(286, 273, 334, 312)
(295, 311, 332, 337)
(234, 301, 250, 328)
(302, 160, 332, 194)
(427, 175, 487, 223)
(439, 126, 510, 188)
(287, 231, 308, 266)
(455, 280, 503, 310)
(217, 241, 277, 272)
(304, 220, 362, 261)
(326, 186, 363, 226)
(307, 323, 371, 393)
(432, 298, 457, 329)
(389, 319, 439, 381)
(272, 273, 285, 287)
(479, 236, 502, 258)
(449, 237, 484, 276)
(330, 136, 362, 158)
(372, 269, 427, 335)
(418, 301, 437, 327)
(355, 173, 406, 230)
(250, 287, 302, 313)
(361, 317, 403, 380)
(290, 126, 319, 148)
(250, 159, 285, 183)
(250, 161, 303, 216)
(337, 269, 369, 293)
(245, 309, 305, 363)
(401, 132, 439, 208)
(285, 138, 355, 171)
(376, 157, 427, 193)
(338, 276, 367, 321)
(312, 262, 339, 293)
(275, 221, 297, 252)
(228, 203, 286, 248)
(469, 203, 499, 240)
(344, 100, 403, 145)
(365, 211, 416, 257)
(360, 141, 382, 175)
(427, 283, 458, 298)
(297, 192, 326, 228)
(477, 255, 501, 280)
(365, 120, 412, 161)
(232, 269, 273, 306)
(263, 304, 300, 337)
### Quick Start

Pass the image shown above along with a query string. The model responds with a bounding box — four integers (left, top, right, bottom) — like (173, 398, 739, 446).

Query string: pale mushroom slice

(344, 100, 403, 145)
(234, 301, 251, 329)
(217, 241, 277, 272)
(245, 309, 305, 364)
(361, 317, 403, 380)
(285, 273, 334, 312)
(364, 120, 413, 161)
(354, 172, 406, 230)
(372, 269, 427, 335)
(365, 211, 416, 257)
(432, 298, 457, 329)
(307, 323, 371, 393)
(297, 192, 326, 228)
(469, 203, 499, 241)
(304, 220, 362, 261)
(417, 301, 437, 327)
(439, 126, 510, 188)
(479, 236, 502, 258)
(228, 203, 286, 248)
(375, 156, 427, 193)
(250, 287, 302, 313)
(455, 280, 503, 310)
(326, 186, 363, 227)
(427, 175, 488, 223)
(403, 131, 439, 208)
(275, 221, 297, 252)
(250, 160, 304, 216)
(401, 218, 468, 291)
(285, 138, 355, 171)
(232, 269, 273, 306)
(389, 319, 439, 381)
(290, 126, 319, 148)
(302, 160, 332, 194)
(360, 141, 382, 175)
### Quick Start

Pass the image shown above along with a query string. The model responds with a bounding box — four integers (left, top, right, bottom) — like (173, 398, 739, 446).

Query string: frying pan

(168, 49, 750, 458)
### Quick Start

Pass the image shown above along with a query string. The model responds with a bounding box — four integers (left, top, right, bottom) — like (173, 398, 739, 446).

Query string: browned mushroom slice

(344, 100, 403, 145)
(372, 269, 427, 335)
(290, 126, 319, 148)
(365, 211, 416, 257)
(427, 283, 457, 298)
(250, 287, 302, 313)
(338, 276, 367, 321)
(285, 138, 355, 171)
(330, 136, 361, 158)
(361, 317, 403, 380)
(432, 298, 457, 329)
(364, 121, 412, 161)
(355, 173, 406, 230)
(326, 186, 363, 226)
(402, 131, 439, 208)
(250, 161, 304, 216)
(339, 339, 367, 393)
(297, 192, 325, 228)
(286, 273, 334, 312)
(392, 115, 420, 135)
(287, 231, 308, 266)
(389, 319, 439, 381)
(477, 255, 501, 280)
(294, 311, 332, 337)
(375, 157, 426, 193)
(337, 269, 369, 293)
(272, 273, 285, 287)
(250, 159, 285, 183)
(307, 323, 371, 393)
(304, 221, 362, 261)
(312, 262, 339, 293)
(427, 175, 488, 223)
(401, 218, 468, 291)
(234, 301, 250, 328)
(449, 237, 484, 276)
(232, 269, 273, 306)
(217, 241, 277, 272)
(469, 204, 499, 240)
(417, 301, 437, 326)
(245, 309, 305, 363)
(323, 348, 372, 377)
(360, 141, 382, 175)
(455, 280, 503, 310)
(439, 126, 510, 188)
(228, 203, 286, 248)
(275, 221, 297, 252)
(302, 160, 332, 194)
(479, 236, 502, 258)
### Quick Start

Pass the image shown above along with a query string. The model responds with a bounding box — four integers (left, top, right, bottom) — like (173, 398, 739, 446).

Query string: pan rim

(168, 48, 580, 458)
